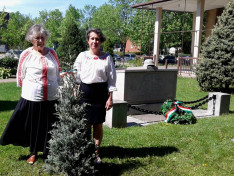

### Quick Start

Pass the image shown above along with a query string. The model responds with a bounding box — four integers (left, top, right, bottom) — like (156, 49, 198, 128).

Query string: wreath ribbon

(165, 101, 192, 123)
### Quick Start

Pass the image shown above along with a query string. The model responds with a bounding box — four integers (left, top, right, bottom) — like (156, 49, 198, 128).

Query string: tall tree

(0, 9, 8, 46)
(129, 8, 193, 55)
(128, 9, 155, 55)
(59, 5, 81, 36)
(91, 0, 138, 56)
(196, 0, 234, 92)
(0, 8, 7, 28)
(80, 5, 97, 30)
(57, 21, 86, 69)
(103, 38, 114, 56)
(1, 12, 32, 50)
(35, 9, 63, 48)
(57, 5, 86, 69)
(160, 11, 193, 55)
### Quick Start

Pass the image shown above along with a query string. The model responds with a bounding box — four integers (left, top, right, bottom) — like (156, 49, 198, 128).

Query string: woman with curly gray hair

(0, 24, 62, 165)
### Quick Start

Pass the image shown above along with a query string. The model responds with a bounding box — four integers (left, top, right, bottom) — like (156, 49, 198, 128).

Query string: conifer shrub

(196, 1, 234, 92)
(44, 73, 96, 176)
(57, 21, 86, 69)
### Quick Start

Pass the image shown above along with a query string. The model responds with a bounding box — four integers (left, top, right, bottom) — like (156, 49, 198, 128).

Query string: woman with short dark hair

(0, 24, 62, 165)
(74, 28, 116, 164)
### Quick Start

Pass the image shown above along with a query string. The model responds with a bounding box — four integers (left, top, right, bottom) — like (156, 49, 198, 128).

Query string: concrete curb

(0, 78, 16, 83)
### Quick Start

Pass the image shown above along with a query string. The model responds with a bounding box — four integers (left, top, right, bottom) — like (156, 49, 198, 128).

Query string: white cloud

(0, 0, 22, 8)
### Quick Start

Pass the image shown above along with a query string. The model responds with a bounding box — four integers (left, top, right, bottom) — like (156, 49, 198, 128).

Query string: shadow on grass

(0, 101, 18, 111)
(101, 145, 179, 158)
(95, 145, 179, 175)
(95, 161, 141, 176)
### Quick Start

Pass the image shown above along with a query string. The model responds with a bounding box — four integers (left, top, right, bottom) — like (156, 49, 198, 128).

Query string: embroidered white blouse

(73, 51, 117, 92)
(17, 47, 62, 101)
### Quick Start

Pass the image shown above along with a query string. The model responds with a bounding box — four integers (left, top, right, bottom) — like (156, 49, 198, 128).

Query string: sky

(0, 0, 109, 18)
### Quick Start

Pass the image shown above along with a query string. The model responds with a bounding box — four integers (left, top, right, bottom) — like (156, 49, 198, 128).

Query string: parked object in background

(113, 54, 121, 61)
(0, 45, 7, 53)
(124, 54, 136, 61)
(5, 49, 22, 59)
(160, 55, 176, 64)
(158, 55, 165, 63)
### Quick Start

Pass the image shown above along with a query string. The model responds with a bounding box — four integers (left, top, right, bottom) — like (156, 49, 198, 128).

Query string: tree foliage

(160, 11, 193, 54)
(196, 0, 234, 92)
(103, 38, 114, 56)
(0, 11, 32, 50)
(56, 6, 86, 69)
(91, 0, 138, 56)
(45, 74, 96, 176)
(57, 21, 86, 69)
(34, 9, 63, 48)
(129, 9, 193, 55)
(80, 5, 97, 30)
(129, 9, 155, 55)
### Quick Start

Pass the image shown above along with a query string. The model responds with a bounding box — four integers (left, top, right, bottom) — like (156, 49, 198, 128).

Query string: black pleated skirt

(79, 82, 108, 125)
(0, 97, 58, 154)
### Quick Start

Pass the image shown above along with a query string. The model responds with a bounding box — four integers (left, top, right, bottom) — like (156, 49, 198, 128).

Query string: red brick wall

(125, 39, 140, 53)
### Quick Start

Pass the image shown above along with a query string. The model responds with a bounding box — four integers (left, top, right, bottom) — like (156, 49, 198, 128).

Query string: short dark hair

(86, 28, 106, 43)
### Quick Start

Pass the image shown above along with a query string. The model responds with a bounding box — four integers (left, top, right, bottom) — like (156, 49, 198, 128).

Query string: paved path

(127, 109, 214, 127)
(0, 78, 16, 83)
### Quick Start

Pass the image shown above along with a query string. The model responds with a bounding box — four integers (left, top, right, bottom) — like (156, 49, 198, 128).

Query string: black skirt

(79, 82, 108, 124)
(0, 97, 58, 154)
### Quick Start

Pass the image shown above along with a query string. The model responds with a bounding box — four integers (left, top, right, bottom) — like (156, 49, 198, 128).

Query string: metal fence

(177, 57, 198, 76)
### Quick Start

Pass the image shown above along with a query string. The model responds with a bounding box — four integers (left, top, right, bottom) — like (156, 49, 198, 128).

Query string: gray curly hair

(25, 24, 50, 42)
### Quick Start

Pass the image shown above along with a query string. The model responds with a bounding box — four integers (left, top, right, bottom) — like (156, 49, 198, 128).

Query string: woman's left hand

(105, 92, 113, 111)
(105, 99, 113, 111)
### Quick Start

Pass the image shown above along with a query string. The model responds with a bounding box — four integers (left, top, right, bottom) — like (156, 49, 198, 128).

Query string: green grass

(0, 78, 233, 176)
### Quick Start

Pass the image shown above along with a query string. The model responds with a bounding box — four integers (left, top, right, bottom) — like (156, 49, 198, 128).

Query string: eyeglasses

(33, 36, 45, 41)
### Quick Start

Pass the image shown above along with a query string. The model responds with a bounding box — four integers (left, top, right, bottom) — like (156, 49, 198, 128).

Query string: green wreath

(161, 100, 197, 124)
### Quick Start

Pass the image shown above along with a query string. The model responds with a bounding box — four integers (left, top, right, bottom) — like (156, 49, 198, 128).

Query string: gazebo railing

(177, 57, 198, 76)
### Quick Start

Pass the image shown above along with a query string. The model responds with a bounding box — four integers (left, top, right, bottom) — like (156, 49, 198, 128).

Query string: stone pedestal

(113, 67, 177, 104)
(207, 92, 231, 116)
(105, 67, 177, 128)
(104, 100, 128, 128)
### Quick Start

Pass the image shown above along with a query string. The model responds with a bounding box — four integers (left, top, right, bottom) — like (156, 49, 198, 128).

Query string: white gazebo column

(153, 7, 162, 66)
(191, 12, 196, 56)
(193, 0, 205, 58)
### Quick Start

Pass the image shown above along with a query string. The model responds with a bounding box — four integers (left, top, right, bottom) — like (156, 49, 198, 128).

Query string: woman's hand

(105, 92, 113, 111)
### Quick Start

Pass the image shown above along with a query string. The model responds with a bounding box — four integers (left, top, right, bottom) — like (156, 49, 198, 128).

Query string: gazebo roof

(131, 0, 230, 12)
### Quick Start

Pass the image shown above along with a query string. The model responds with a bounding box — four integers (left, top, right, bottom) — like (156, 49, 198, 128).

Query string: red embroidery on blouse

(18, 51, 30, 87)
(41, 56, 48, 100)
(49, 49, 61, 72)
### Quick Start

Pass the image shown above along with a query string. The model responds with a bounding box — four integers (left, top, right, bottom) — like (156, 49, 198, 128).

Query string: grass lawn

(0, 78, 233, 176)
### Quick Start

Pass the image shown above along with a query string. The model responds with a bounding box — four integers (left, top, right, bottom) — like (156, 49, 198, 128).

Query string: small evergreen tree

(196, 0, 234, 92)
(57, 21, 86, 69)
(44, 74, 96, 176)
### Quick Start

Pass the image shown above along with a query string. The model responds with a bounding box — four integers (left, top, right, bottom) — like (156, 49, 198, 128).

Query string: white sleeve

(73, 52, 84, 84)
(16, 49, 29, 87)
(107, 55, 117, 92)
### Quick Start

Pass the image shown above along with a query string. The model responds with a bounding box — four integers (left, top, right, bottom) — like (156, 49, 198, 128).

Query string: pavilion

(131, 0, 230, 65)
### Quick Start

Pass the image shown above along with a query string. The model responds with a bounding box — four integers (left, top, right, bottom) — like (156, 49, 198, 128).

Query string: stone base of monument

(104, 67, 178, 128)
(127, 103, 163, 115)
(207, 92, 231, 116)
(104, 100, 128, 128)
